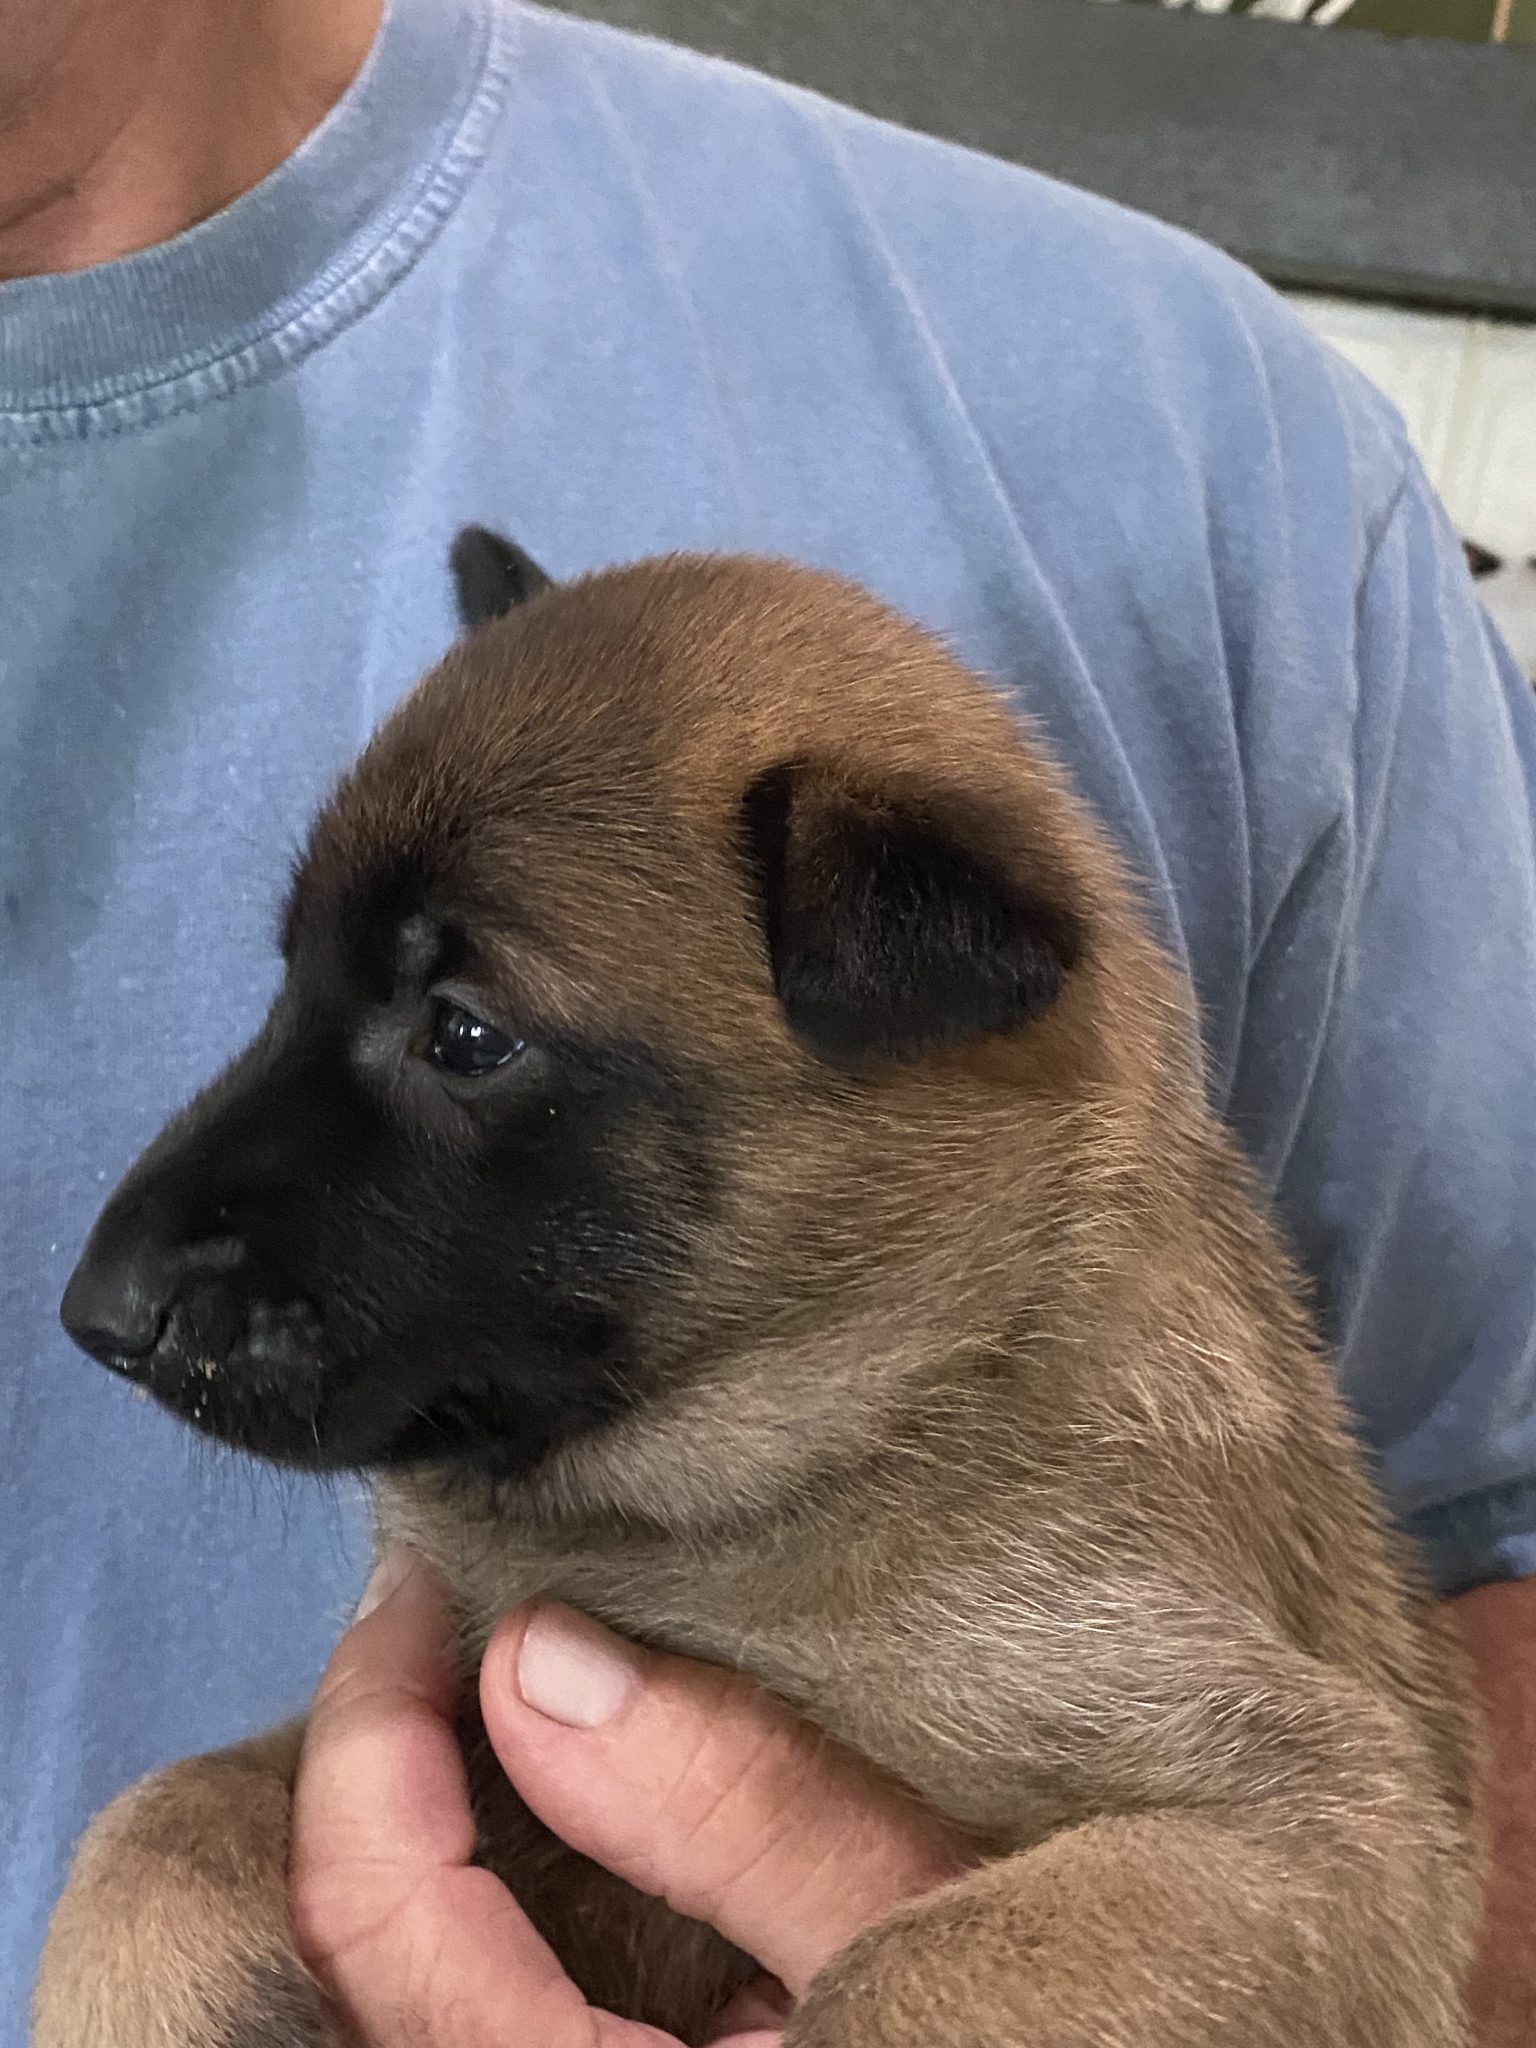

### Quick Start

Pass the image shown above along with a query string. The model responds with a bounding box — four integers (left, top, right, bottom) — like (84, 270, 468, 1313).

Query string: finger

(481, 1603, 973, 2000)
(295, 1548, 470, 1884)
(292, 1552, 671, 2048)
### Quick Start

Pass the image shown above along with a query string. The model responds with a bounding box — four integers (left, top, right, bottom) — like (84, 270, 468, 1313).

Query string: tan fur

(35, 557, 1482, 2046)
(35, 1725, 332, 2045)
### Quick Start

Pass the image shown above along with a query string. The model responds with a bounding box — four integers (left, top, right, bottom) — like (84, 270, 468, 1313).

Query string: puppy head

(61, 538, 1177, 1509)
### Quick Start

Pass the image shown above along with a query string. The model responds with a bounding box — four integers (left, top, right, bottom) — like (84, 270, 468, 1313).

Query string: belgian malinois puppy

(35, 536, 1480, 2046)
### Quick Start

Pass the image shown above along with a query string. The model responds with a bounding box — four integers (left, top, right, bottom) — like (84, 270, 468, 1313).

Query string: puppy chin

(147, 1367, 419, 1471)
(153, 1351, 611, 1483)
(160, 1390, 359, 1470)
(135, 1338, 344, 1471)
(118, 1288, 639, 1476)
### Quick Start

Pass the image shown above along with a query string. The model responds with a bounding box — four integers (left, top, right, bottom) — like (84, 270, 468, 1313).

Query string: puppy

(36, 536, 1481, 2046)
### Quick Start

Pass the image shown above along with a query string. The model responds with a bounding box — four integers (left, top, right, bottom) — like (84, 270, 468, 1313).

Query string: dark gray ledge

(548, 0, 1536, 318)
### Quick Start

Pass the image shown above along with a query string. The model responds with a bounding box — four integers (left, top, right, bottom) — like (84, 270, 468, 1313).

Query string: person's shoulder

(507, 1, 1410, 525)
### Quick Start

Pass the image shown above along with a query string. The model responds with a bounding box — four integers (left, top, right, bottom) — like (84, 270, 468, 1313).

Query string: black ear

(449, 526, 553, 630)
(741, 763, 1080, 1068)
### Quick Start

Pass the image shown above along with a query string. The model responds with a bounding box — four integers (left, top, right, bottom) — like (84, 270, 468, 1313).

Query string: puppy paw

(33, 1731, 344, 2048)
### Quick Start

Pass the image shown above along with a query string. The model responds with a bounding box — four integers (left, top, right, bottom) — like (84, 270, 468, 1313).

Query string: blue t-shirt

(4, 0, 1535, 2026)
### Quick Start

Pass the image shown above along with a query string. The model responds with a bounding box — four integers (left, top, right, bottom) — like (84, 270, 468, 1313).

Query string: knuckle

(291, 1879, 403, 1997)
(309, 1656, 443, 1761)
(311, 1640, 395, 1716)
(657, 1686, 829, 1914)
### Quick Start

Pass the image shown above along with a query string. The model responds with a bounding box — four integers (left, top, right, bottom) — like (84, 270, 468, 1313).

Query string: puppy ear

(741, 762, 1080, 1068)
(449, 526, 553, 630)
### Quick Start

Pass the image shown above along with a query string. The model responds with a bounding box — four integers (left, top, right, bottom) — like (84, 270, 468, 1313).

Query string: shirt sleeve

(1229, 452, 1536, 1596)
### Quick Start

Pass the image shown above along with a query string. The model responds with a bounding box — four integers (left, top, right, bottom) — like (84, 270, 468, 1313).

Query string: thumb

(480, 1604, 972, 2000)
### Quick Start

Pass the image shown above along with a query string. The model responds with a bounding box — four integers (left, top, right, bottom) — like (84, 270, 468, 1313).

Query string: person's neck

(0, 0, 383, 282)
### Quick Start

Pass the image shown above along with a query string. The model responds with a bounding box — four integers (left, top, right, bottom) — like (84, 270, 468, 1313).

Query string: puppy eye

(427, 1000, 526, 1078)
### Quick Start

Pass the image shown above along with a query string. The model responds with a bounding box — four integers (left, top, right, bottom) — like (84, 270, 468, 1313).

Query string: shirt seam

(1359, 455, 1414, 589)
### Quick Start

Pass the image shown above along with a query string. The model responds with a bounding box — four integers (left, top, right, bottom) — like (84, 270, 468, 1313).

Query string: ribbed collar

(0, 0, 510, 427)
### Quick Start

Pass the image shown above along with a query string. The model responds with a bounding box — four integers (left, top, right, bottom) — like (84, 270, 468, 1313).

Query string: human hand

(291, 1549, 972, 2044)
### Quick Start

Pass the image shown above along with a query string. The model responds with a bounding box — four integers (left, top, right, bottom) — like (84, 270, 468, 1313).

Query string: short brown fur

(36, 557, 1482, 2045)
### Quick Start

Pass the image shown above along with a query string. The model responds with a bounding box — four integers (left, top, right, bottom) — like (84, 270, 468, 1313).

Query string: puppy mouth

(103, 1301, 583, 1478)
(106, 1294, 345, 1463)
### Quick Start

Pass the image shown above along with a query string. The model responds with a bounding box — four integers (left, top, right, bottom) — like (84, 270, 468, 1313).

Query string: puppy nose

(60, 1249, 172, 1372)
